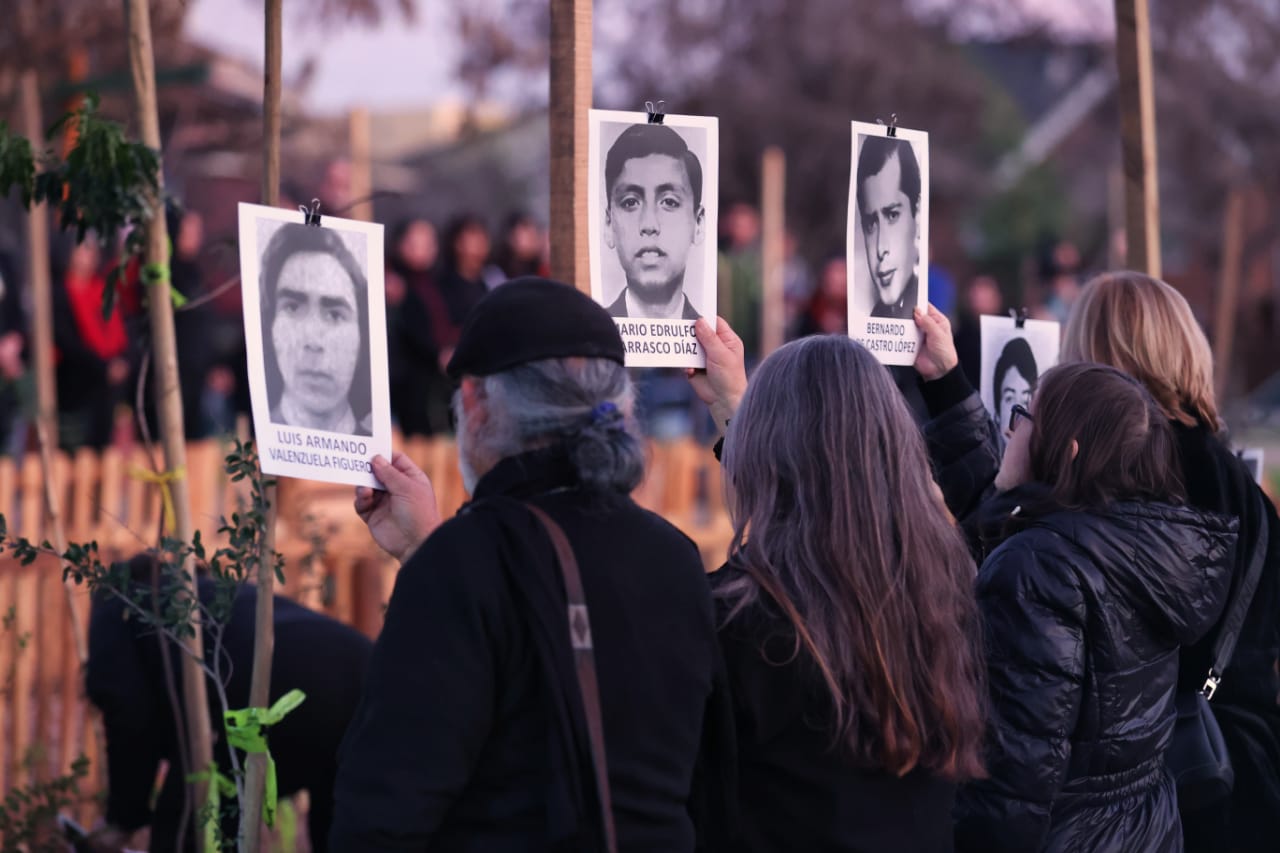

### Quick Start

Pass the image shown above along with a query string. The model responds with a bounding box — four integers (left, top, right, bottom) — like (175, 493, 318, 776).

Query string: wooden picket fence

(0, 434, 731, 820)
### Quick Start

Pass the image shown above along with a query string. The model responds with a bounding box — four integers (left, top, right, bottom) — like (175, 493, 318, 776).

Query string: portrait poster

(1241, 448, 1265, 486)
(238, 202, 391, 488)
(979, 314, 1061, 432)
(588, 109, 718, 368)
(847, 121, 929, 367)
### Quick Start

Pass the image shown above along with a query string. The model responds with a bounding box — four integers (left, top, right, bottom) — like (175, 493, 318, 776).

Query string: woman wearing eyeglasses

(939, 360, 1235, 852)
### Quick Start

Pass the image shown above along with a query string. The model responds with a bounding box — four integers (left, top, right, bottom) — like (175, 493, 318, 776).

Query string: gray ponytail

(479, 357, 644, 493)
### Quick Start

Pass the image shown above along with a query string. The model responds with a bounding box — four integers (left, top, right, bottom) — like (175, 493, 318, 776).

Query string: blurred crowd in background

(0, 162, 1111, 458)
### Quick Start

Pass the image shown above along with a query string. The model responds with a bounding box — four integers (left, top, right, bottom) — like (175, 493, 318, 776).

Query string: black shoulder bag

(1167, 490, 1270, 810)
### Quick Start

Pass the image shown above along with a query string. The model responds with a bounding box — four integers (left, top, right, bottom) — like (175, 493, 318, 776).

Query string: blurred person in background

(793, 254, 848, 338)
(392, 215, 487, 436)
(53, 236, 134, 450)
(718, 202, 762, 362)
(952, 274, 1003, 388)
(0, 242, 27, 455)
(385, 216, 439, 434)
(485, 210, 546, 288)
(1036, 238, 1083, 325)
(780, 231, 815, 335)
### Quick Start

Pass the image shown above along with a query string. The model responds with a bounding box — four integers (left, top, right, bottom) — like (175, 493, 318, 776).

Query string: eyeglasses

(1008, 404, 1034, 434)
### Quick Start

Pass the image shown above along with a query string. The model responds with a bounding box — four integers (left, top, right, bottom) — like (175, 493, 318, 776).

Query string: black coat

(86, 579, 372, 852)
(921, 367, 1280, 850)
(710, 564, 958, 853)
(330, 448, 724, 852)
(1171, 422, 1280, 852)
(954, 497, 1236, 853)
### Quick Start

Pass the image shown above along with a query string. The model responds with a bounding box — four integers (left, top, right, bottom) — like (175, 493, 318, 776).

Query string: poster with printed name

(980, 314, 1061, 432)
(238, 202, 391, 489)
(1241, 448, 1265, 486)
(848, 121, 929, 367)
(588, 109, 718, 368)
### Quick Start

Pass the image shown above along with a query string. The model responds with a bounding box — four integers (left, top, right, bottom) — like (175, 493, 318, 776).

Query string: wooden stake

(17, 0, 97, 789)
(759, 147, 786, 356)
(1213, 188, 1245, 402)
(349, 107, 373, 222)
(1114, 0, 1161, 277)
(548, 0, 592, 291)
(242, 1, 284, 848)
(124, 1, 213, 848)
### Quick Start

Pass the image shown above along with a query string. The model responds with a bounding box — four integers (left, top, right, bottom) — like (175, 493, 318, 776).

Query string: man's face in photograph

(996, 365, 1033, 431)
(606, 153, 704, 301)
(860, 150, 918, 309)
(272, 251, 361, 417)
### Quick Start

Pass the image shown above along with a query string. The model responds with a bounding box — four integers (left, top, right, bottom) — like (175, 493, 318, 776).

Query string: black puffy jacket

(953, 493, 1236, 853)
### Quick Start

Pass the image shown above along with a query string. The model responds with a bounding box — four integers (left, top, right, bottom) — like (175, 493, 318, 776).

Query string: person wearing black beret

(331, 277, 732, 851)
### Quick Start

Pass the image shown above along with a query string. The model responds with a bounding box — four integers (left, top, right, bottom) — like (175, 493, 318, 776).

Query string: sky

(184, 0, 463, 115)
(185, 0, 1115, 116)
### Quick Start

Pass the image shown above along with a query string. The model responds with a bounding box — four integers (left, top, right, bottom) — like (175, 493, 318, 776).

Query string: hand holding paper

(354, 453, 441, 563)
(913, 304, 958, 382)
(685, 316, 748, 431)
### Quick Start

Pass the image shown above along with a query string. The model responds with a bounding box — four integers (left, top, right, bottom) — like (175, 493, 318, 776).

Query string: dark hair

(1028, 362, 1185, 512)
(260, 222, 371, 419)
(441, 214, 489, 272)
(992, 337, 1038, 419)
(720, 335, 986, 781)
(388, 216, 438, 276)
(856, 136, 921, 220)
(604, 124, 703, 210)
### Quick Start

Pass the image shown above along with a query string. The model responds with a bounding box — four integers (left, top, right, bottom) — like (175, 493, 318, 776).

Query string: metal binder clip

(1010, 307, 1028, 329)
(645, 100, 666, 125)
(878, 113, 899, 138)
(300, 198, 322, 227)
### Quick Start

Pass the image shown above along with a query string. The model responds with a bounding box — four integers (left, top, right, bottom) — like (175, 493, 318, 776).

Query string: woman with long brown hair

(952, 363, 1235, 852)
(690, 322, 986, 852)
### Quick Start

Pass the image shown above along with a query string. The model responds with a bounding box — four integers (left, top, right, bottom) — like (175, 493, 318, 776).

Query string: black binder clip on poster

(301, 198, 323, 227)
(877, 113, 899, 138)
(1010, 307, 1029, 329)
(645, 100, 666, 125)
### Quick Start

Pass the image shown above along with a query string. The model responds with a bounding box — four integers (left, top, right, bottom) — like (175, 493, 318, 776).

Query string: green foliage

(0, 93, 161, 318)
(0, 755, 89, 853)
(0, 124, 36, 207)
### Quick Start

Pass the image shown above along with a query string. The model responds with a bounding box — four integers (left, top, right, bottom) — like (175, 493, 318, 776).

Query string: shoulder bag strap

(1205, 488, 1271, 700)
(524, 503, 619, 853)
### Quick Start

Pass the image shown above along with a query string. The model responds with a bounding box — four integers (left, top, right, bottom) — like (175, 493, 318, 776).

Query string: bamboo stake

(17, 0, 96, 789)
(759, 147, 786, 356)
(123, 2, 213, 849)
(1114, 0, 1161, 277)
(548, 0, 592, 291)
(349, 107, 373, 222)
(241, 0, 284, 847)
(1213, 188, 1246, 402)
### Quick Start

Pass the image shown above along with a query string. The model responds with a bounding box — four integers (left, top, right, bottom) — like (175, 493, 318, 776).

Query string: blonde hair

(1062, 271, 1220, 431)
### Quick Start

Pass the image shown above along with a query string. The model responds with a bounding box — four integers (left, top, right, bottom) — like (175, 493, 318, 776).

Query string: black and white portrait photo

(979, 315, 1061, 434)
(588, 109, 718, 368)
(239, 203, 391, 489)
(847, 121, 929, 367)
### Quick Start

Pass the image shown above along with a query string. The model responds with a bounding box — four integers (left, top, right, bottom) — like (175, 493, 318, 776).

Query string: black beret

(446, 277, 626, 379)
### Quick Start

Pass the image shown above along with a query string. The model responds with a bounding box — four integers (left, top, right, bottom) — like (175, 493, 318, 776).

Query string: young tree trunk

(548, 0, 592, 291)
(122, 1, 214, 848)
(759, 146, 786, 357)
(17, 0, 94, 790)
(1114, 0, 1161, 277)
(240, 0, 283, 847)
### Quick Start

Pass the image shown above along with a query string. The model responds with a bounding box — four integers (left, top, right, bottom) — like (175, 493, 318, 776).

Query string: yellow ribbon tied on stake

(224, 688, 307, 828)
(127, 465, 186, 534)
